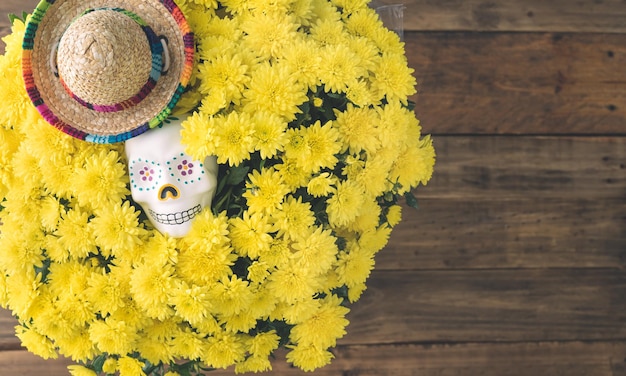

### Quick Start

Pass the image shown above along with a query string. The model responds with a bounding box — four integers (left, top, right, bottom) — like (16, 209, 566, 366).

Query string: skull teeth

(148, 205, 202, 225)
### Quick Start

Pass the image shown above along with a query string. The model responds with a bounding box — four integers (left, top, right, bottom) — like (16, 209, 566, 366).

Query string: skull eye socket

(167, 153, 205, 186)
(129, 158, 163, 192)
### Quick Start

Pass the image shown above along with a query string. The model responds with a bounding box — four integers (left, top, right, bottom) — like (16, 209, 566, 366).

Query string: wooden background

(1, 0, 626, 375)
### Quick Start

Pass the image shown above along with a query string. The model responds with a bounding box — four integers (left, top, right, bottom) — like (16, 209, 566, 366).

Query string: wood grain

(2, 339, 626, 375)
(408, 32, 626, 134)
(5, 0, 626, 33)
(382, 197, 626, 270)
(419, 136, 626, 199)
(373, 0, 626, 33)
(345, 269, 626, 345)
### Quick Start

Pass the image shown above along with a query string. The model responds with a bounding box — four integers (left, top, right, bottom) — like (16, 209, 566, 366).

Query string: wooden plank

(344, 269, 626, 344)
(380, 198, 626, 270)
(0, 351, 71, 376)
(1, 341, 625, 376)
(408, 32, 626, 134)
(0, 310, 17, 351)
(3, 0, 626, 34)
(418, 136, 626, 199)
(373, 0, 626, 33)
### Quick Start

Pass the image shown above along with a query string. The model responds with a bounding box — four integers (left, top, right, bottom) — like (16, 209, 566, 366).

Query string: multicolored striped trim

(58, 7, 164, 113)
(22, 0, 195, 144)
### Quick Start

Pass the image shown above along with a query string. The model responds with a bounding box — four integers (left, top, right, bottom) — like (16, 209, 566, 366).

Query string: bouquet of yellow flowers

(0, 0, 434, 374)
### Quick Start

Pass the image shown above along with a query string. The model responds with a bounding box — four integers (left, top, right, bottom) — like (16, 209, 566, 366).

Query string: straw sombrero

(22, 0, 194, 143)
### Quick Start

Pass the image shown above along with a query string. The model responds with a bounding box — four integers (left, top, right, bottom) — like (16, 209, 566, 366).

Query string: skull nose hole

(158, 184, 180, 201)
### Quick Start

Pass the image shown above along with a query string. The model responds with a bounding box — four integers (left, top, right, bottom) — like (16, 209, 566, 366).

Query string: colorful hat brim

(22, 0, 194, 143)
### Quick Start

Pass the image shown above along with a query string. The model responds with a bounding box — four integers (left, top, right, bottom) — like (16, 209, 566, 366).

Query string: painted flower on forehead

(0, 0, 435, 374)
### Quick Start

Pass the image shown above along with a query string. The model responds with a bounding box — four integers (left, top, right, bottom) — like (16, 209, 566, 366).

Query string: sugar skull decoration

(125, 117, 218, 237)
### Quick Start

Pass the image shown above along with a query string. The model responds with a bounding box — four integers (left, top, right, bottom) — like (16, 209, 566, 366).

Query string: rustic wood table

(1, 0, 625, 375)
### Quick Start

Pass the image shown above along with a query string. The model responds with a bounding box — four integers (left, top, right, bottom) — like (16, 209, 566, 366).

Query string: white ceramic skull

(124, 116, 218, 237)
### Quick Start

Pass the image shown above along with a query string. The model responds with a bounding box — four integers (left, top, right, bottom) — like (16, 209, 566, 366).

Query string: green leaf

(8, 13, 20, 24)
(7, 12, 28, 25)
(225, 164, 250, 185)
(90, 354, 107, 373)
(404, 191, 419, 209)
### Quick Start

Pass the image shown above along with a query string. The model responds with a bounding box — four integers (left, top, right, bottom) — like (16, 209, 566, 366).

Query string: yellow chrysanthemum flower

(243, 62, 308, 121)
(246, 330, 280, 357)
(326, 180, 365, 227)
(188, 0, 219, 10)
(0, 227, 45, 276)
(88, 318, 138, 355)
(274, 298, 320, 325)
(130, 262, 176, 320)
(310, 18, 345, 46)
(259, 236, 292, 269)
(243, 167, 290, 215)
(169, 282, 213, 325)
(358, 224, 392, 255)
(375, 99, 416, 150)
(220, 308, 258, 333)
(91, 201, 145, 256)
(390, 135, 436, 194)
(290, 0, 316, 25)
(333, 103, 381, 154)
(371, 52, 417, 105)
(136, 334, 173, 365)
(307, 172, 337, 197)
(139, 232, 179, 267)
(177, 241, 236, 286)
(202, 331, 246, 369)
(267, 260, 320, 304)
(86, 271, 126, 317)
(170, 327, 207, 360)
(241, 12, 299, 59)
(251, 111, 288, 159)
(349, 198, 381, 233)
(291, 227, 338, 276)
(208, 275, 254, 316)
(234, 355, 272, 374)
(16, 325, 58, 360)
(181, 111, 218, 161)
(286, 120, 341, 173)
(336, 241, 375, 288)
(71, 149, 130, 210)
(271, 195, 316, 240)
(318, 44, 364, 93)
(56, 326, 97, 361)
(67, 365, 97, 376)
(183, 210, 231, 250)
(54, 208, 97, 259)
(274, 156, 311, 191)
(212, 111, 256, 166)
(197, 52, 249, 107)
(289, 295, 349, 348)
(386, 204, 403, 227)
(229, 211, 273, 258)
(286, 343, 334, 372)
(344, 7, 382, 38)
(116, 356, 146, 376)
(282, 38, 322, 90)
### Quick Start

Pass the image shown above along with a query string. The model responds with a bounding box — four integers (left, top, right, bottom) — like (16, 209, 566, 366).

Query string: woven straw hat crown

(57, 9, 154, 107)
(22, 0, 194, 144)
